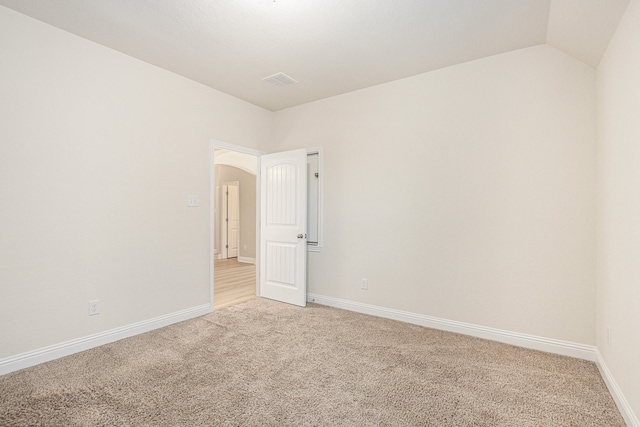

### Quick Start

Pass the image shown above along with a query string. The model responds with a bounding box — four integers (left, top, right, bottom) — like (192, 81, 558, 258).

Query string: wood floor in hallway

(213, 258, 256, 309)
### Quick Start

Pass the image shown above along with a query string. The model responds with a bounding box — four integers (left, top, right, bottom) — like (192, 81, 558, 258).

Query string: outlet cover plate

(187, 195, 199, 207)
(89, 300, 100, 316)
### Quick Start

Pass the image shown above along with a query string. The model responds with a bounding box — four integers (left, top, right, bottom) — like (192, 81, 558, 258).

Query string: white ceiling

(0, 0, 630, 111)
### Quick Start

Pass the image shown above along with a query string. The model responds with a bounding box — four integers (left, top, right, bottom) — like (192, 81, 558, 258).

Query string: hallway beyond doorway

(213, 258, 256, 309)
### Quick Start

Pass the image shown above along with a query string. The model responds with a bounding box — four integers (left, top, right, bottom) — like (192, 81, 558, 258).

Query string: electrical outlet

(607, 327, 611, 347)
(89, 300, 100, 316)
(187, 195, 199, 207)
(361, 278, 368, 290)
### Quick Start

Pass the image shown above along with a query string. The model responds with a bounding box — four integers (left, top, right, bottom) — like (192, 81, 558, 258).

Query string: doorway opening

(213, 147, 258, 309)
(211, 141, 315, 310)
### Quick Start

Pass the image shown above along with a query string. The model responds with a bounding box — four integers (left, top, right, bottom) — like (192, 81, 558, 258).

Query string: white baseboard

(307, 293, 596, 361)
(596, 349, 639, 427)
(0, 303, 211, 376)
(237, 256, 256, 264)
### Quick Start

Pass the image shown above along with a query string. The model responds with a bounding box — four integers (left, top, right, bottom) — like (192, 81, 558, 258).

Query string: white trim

(306, 147, 323, 252)
(212, 140, 264, 157)
(307, 293, 596, 361)
(238, 256, 256, 264)
(596, 349, 640, 427)
(209, 144, 215, 310)
(0, 304, 211, 376)
(255, 155, 261, 297)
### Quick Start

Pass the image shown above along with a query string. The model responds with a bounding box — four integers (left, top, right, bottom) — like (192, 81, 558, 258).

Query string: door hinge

(226, 245, 228, 249)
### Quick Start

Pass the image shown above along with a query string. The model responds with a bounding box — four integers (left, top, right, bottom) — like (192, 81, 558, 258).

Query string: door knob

(297, 234, 304, 239)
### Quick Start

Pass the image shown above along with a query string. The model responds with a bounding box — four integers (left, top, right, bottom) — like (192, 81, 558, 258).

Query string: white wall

(597, 0, 640, 419)
(0, 6, 273, 359)
(274, 45, 597, 345)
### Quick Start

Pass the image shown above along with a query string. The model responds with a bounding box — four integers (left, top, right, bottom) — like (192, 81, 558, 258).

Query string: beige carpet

(0, 298, 625, 426)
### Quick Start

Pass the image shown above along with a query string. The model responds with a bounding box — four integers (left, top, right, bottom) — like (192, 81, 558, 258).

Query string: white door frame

(210, 140, 264, 311)
(220, 181, 240, 259)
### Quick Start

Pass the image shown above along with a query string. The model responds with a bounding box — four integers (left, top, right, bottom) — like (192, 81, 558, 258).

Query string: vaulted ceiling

(0, 0, 630, 111)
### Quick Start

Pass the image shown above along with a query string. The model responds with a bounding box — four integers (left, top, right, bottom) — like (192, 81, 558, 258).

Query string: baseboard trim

(237, 256, 256, 264)
(596, 349, 639, 427)
(0, 303, 211, 376)
(307, 293, 596, 361)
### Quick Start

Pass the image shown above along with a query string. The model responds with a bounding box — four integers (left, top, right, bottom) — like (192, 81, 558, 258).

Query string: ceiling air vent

(262, 72, 298, 86)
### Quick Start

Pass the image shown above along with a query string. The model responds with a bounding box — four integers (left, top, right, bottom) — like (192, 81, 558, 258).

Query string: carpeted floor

(0, 298, 625, 426)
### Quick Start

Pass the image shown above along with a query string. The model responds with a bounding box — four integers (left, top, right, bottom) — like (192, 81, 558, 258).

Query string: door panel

(227, 184, 239, 258)
(260, 149, 307, 307)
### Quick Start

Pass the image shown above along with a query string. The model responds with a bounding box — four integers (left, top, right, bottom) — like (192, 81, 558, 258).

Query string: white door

(260, 149, 307, 307)
(221, 183, 240, 259)
(226, 184, 239, 258)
